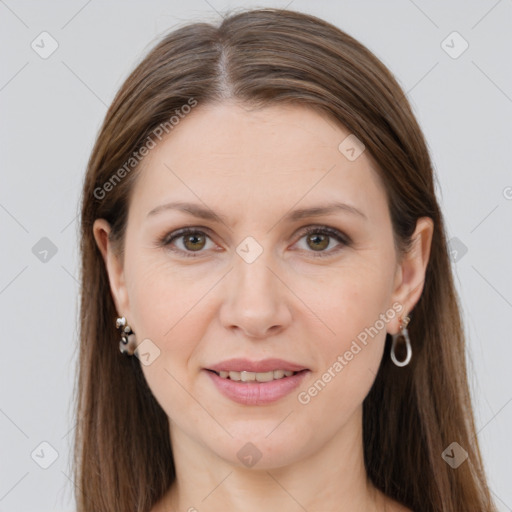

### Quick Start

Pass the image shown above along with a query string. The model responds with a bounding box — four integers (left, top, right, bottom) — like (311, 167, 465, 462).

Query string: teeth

(255, 371, 274, 382)
(217, 370, 298, 381)
(240, 371, 256, 382)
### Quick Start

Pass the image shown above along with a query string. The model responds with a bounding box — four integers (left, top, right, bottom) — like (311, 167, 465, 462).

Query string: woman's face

(95, 102, 430, 469)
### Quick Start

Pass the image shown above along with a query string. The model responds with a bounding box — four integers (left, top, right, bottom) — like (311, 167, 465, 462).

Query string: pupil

(309, 234, 328, 250)
(186, 234, 204, 251)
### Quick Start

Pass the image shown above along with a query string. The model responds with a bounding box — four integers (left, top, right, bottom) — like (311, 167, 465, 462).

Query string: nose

(219, 248, 293, 340)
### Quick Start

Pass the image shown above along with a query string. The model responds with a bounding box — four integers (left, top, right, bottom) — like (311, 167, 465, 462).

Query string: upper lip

(206, 358, 308, 373)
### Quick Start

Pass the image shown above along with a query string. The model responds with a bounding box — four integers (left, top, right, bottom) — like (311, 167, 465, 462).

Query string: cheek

(123, 255, 215, 414)
(298, 259, 395, 403)
(126, 245, 211, 340)
(303, 262, 394, 350)
(127, 261, 210, 420)
(293, 273, 393, 432)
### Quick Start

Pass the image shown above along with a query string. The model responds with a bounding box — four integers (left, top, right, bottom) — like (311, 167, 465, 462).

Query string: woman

(75, 8, 497, 511)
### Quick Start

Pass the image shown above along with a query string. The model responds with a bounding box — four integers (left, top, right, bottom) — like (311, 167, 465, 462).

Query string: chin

(203, 423, 312, 470)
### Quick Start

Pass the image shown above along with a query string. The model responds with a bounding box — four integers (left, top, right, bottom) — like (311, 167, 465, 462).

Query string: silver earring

(116, 316, 137, 356)
(390, 315, 412, 367)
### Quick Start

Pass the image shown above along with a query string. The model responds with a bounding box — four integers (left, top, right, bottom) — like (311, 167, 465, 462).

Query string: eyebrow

(146, 200, 367, 224)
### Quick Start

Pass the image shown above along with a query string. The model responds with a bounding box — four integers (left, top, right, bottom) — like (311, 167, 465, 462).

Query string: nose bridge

(220, 235, 291, 337)
(232, 236, 281, 301)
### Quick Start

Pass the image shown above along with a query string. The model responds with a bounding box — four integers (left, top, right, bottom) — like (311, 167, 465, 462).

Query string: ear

(93, 218, 130, 317)
(388, 216, 434, 334)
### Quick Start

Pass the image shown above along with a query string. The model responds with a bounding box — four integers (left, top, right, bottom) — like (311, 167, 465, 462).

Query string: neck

(156, 407, 387, 512)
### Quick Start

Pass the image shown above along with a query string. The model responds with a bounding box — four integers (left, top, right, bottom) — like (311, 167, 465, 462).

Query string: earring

(390, 315, 412, 367)
(116, 316, 137, 356)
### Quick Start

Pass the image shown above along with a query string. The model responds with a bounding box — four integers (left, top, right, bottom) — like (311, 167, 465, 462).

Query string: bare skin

(94, 102, 431, 511)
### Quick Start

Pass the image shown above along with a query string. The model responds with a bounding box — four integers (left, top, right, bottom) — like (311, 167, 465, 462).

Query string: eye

(157, 225, 350, 259)
(294, 225, 350, 258)
(158, 227, 215, 258)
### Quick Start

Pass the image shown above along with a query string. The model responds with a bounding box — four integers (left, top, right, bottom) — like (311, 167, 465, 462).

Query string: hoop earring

(390, 315, 412, 367)
(116, 316, 137, 356)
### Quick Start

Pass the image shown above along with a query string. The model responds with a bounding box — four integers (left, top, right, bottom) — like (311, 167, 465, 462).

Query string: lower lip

(205, 369, 309, 405)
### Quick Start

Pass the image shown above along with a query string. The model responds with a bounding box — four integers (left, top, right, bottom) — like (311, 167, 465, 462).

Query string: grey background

(1, 0, 511, 510)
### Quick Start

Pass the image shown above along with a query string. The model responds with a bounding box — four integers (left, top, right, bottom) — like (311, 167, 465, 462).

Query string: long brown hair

(75, 8, 496, 511)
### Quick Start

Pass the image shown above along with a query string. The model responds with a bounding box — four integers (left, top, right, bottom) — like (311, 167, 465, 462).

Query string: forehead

(130, 102, 387, 226)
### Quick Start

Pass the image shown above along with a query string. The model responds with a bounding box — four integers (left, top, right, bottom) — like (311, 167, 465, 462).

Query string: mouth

(206, 369, 305, 382)
(203, 360, 311, 406)
(203, 359, 310, 405)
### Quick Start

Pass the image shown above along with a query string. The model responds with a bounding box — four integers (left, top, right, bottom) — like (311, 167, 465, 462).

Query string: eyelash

(157, 225, 351, 259)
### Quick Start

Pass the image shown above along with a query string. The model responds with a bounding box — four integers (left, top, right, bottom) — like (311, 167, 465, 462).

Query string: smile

(213, 369, 297, 382)
(204, 364, 310, 405)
